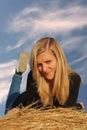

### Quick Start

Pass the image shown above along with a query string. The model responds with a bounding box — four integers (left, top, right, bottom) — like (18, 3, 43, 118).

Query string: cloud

(6, 38, 27, 52)
(7, 7, 39, 33)
(0, 60, 17, 78)
(69, 55, 87, 65)
(61, 35, 87, 53)
(5, 3, 87, 54)
(0, 60, 17, 103)
(19, 7, 39, 17)
(7, 5, 87, 38)
(0, 60, 28, 104)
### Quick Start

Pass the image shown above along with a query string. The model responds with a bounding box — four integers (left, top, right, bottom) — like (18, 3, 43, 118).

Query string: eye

(37, 63, 42, 67)
(46, 60, 51, 64)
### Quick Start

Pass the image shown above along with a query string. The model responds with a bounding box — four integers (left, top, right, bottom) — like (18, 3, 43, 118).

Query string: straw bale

(0, 106, 87, 130)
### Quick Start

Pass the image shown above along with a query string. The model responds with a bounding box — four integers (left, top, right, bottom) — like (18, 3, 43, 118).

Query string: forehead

(36, 50, 55, 62)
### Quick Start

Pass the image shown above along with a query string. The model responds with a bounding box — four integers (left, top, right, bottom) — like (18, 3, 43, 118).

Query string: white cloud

(0, 60, 28, 104)
(0, 60, 17, 103)
(69, 55, 87, 65)
(61, 35, 86, 52)
(0, 60, 17, 79)
(0, 82, 10, 104)
(19, 7, 39, 17)
(7, 5, 87, 38)
(6, 38, 26, 52)
(7, 7, 39, 33)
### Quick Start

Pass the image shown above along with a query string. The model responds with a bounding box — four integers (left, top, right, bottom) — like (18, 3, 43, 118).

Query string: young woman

(5, 37, 83, 114)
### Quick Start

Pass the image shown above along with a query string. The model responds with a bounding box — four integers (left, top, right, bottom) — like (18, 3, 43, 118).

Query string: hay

(0, 106, 87, 130)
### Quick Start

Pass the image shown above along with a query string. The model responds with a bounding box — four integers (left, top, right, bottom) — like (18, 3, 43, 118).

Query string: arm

(66, 72, 82, 108)
(5, 74, 22, 114)
(26, 71, 40, 104)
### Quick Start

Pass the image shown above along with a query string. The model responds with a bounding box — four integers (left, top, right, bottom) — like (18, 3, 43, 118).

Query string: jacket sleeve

(66, 72, 82, 107)
(26, 71, 40, 105)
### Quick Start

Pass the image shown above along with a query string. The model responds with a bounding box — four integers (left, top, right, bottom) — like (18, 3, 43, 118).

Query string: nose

(42, 64, 47, 73)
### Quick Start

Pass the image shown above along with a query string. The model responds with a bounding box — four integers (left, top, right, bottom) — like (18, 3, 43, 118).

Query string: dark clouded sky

(0, 0, 87, 116)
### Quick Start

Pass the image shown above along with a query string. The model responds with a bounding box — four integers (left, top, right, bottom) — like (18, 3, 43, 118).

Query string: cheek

(37, 67, 42, 72)
(52, 61, 57, 70)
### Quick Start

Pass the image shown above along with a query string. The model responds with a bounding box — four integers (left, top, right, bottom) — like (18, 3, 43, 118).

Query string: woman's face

(37, 50, 57, 81)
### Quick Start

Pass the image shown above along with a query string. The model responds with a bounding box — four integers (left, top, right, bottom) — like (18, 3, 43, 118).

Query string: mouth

(45, 71, 51, 76)
(40, 71, 53, 78)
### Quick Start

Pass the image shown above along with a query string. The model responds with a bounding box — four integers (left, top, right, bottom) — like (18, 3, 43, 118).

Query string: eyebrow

(37, 59, 52, 64)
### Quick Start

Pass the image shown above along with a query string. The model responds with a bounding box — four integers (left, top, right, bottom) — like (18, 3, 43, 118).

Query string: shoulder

(69, 72, 81, 82)
(27, 70, 35, 82)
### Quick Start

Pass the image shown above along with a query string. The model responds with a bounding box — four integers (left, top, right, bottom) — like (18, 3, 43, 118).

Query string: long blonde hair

(30, 37, 75, 106)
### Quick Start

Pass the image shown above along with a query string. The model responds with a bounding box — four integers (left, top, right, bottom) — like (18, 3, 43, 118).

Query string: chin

(46, 77, 53, 81)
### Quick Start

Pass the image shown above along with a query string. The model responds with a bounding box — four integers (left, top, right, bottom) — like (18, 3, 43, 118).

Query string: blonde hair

(30, 37, 75, 106)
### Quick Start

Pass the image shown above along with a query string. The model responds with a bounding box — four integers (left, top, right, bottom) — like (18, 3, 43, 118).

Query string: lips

(46, 71, 53, 77)
(44, 71, 51, 76)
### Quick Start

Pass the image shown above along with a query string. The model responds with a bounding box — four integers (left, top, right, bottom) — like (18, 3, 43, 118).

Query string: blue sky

(0, 0, 87, 116)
